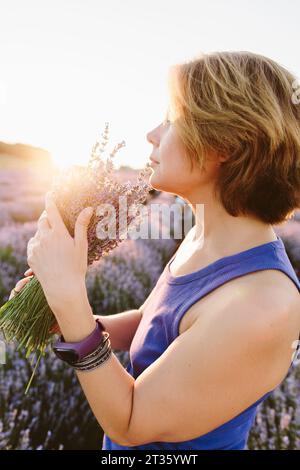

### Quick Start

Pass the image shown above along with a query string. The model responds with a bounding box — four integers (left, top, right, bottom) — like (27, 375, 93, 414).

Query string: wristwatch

(52, 318, 106, 364)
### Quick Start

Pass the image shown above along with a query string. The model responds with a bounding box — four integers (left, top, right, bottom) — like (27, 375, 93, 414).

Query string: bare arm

(94, 309, 142, 351)
(94, 288, 156, 351)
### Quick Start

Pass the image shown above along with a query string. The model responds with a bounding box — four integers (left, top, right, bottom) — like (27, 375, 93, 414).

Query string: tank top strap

(169, 235, 300, 341)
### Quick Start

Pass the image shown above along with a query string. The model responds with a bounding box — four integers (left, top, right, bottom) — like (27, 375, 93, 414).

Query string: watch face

(54, 348, 79, 363)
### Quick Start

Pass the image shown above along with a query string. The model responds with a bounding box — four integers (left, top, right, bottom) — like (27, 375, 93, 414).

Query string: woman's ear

(219, 153, 229, 163)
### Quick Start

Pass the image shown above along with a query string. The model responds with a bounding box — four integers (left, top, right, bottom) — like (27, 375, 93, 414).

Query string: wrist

(50, 290, 96, 343)
(55, 309, 96, 343)
(48, 280, 89, 316)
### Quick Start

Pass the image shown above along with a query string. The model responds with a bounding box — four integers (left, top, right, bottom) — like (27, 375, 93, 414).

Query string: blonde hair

(167, 51, 300, 225)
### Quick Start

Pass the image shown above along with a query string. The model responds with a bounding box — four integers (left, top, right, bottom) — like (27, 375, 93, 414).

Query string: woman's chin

(149, 171, 162, 191)
(149, 173, 172, 193)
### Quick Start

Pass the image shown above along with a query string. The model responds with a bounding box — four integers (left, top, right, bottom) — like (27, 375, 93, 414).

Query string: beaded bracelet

(72, 344, 112, 371)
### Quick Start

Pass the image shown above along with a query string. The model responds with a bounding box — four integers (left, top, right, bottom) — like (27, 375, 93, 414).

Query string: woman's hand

(9, 268, 61, 334)
(26, 192, 94, 317)
(8, 268, 34, 300)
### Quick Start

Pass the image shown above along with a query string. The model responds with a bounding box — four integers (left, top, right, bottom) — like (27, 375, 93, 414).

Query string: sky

(0, 0, 299, 169)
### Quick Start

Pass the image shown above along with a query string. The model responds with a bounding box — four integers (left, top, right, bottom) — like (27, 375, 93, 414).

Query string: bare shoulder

(212, 268, 299, 336)
(242, 269, 300, 328)
(249, 270, 300, 354)
(182, 267, 299, 331)
(191, 268, 300, 386)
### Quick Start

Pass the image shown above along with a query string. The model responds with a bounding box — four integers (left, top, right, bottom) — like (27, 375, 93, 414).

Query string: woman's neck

(188, 201, 277, 257)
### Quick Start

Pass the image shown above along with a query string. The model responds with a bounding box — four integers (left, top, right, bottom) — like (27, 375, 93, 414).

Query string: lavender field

(0, 168, 299, 449)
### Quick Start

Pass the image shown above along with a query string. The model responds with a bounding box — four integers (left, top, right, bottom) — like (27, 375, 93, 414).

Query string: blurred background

(0, 0, 299, 451)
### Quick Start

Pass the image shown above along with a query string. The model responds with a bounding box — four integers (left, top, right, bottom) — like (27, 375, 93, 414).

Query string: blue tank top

(102, 234, 300, 450)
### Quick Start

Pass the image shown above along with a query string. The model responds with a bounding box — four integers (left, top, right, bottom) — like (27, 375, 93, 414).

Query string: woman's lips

(149, 158, 159, 166)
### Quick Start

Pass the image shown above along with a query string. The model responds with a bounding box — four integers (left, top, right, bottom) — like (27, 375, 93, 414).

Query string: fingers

(24, 268, 34, 276)
(37, 210, 52, 233)
(74, 207, 93, 251)
(27, 236, 37, 262)
(9, 275, 34, 300)
(45, 192, 68, 234)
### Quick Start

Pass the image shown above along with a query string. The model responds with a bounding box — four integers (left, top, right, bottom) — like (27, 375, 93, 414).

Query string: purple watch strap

(54, 318, 106, 361)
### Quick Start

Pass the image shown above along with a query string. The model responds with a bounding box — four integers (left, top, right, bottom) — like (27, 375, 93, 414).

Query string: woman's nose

(146, 126, 160, 145)
(146, 130, 155, 145)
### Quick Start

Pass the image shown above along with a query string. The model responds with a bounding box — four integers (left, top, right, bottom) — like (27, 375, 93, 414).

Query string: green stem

(24, 350, 43, 395)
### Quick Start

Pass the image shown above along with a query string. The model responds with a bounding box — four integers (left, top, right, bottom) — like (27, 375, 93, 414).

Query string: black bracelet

(73, 346, 112, 371)
(73, 337, 111, 368)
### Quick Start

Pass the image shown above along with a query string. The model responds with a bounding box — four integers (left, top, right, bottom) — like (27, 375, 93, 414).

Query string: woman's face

(146, 117, 220, 199)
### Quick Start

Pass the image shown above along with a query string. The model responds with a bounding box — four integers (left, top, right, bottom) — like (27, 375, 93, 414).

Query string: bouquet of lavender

(0, 122, 152, 393)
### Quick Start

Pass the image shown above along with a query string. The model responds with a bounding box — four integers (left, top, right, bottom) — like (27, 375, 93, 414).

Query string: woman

(11, 51, 300, 450)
